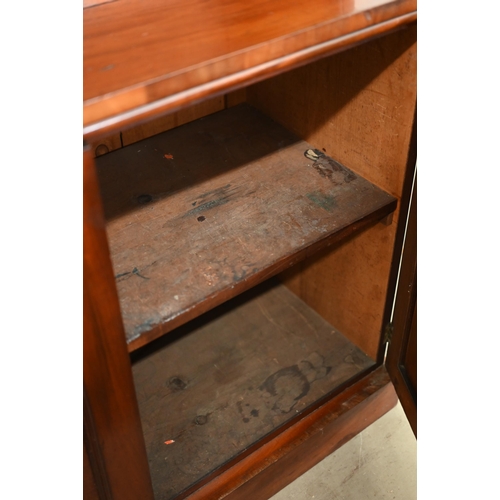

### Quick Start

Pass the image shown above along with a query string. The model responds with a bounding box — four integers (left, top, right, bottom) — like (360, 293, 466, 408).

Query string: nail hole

(194, 415, 208, 425)
(168, 376, 187, 391)
(137, 194, 153, 204)
(197, 216, 206, 222)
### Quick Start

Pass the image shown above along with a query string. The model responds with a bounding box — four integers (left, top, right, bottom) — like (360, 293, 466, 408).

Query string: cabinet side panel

(247, 25, 416, 358)
(84, 441, 100, 500)
(386, 171, 417, 435)
(83, 148, 154, 499)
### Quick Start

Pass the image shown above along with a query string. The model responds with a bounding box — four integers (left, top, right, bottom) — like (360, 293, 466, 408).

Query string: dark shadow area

(95, 104, 300, 221)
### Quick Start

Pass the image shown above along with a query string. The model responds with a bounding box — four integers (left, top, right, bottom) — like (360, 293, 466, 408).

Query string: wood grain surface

(184, 365, 396, 500)
(248, 25, 416, 358)
(131, 280, 374, 499)
(83, 0, 416, 138)
(121, 96, 225, 147)
(95, 104, 396, 351)
(89, 96, 225, 158)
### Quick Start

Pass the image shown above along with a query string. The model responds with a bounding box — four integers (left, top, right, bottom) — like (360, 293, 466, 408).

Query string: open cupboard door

(385, 167, 417, 437)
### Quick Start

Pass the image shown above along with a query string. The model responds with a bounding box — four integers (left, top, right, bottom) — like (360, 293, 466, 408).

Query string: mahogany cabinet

(83, 1, 417, 498)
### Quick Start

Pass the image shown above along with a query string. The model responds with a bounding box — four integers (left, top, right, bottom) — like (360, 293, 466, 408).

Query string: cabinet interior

(92, 25, 416, 500)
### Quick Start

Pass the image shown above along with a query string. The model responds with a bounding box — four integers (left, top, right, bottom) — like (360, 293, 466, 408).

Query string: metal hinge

(383, 322, 394, 344)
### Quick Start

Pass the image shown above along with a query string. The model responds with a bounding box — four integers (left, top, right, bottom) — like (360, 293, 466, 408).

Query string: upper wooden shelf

(83, 0, 416, 139)
(95, 104, 396, 352)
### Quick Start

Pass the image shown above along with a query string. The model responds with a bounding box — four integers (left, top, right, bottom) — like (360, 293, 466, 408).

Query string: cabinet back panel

(90, 90, 246, 158)
(246, 25, 416, 358)
(90, 96, 226, 157)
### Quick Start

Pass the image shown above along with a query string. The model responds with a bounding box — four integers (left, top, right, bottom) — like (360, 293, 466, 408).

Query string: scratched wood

(248, 25, 417, 358)
(131, 280, 374, 500)
(95, 104, 396, 351)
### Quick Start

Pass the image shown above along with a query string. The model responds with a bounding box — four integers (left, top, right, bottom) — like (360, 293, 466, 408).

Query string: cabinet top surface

(83, 0, 416, 138)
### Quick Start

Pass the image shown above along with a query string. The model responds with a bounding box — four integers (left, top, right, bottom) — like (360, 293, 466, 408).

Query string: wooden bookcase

(83, 1, 417, 498)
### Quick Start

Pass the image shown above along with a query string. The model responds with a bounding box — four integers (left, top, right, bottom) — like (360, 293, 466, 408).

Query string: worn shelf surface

(96, 104, 396, 351)
(83, 0, 416, 137)
(131, 280, 375, 500)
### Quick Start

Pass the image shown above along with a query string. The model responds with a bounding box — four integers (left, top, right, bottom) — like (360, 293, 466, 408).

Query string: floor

(270, 401, 416, 500)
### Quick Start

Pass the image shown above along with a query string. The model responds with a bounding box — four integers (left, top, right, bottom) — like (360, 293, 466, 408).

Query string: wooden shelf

(83, 0, 417, 138)
(95, 104, 397, 351)
(131, 280, 375, 500)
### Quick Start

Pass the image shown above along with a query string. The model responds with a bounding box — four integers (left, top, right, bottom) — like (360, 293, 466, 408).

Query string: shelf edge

(83, 12, 416, 142)
(126, 198, 397, 352)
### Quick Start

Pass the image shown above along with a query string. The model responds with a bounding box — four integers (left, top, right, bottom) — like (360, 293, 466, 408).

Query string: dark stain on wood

(115, 266, 150, 282)
(260, 366, 310, 414)
(306, 148, 357, 184)
(168, 376, 188, 392)
(185, 198, 228, 216)
(194, 414, 208, 425)
(195, 184, 232, 201)
(137, 194, 153, 204)
(131, 280, 374, 499)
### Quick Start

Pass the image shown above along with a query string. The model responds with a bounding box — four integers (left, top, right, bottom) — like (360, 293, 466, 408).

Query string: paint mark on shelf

(306, 192, 336, 212)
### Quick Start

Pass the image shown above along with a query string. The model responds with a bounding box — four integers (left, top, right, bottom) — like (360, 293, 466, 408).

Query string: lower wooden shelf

(131, 279, 377, 500)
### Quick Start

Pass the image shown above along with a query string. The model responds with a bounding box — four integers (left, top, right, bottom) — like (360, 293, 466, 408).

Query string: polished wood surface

(249, 25, 416, 358)
(83, 148, 154, 499)
(184, 366, 397, 500)
(83, 0, 416, 138)
(132, 280, 374, 499)
(83, 0, 115, 8)
(95, 104, 396, 351)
